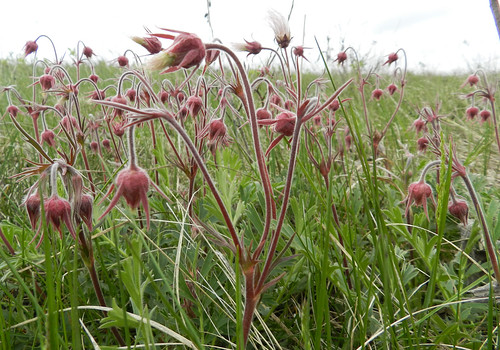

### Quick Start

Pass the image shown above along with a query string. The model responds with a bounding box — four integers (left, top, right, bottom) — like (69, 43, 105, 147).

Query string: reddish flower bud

(90, 141, 98, 153)
(149, 30, 206, 73)
(41, 129, 56, 147)
(45, 195, 77, 240)
(448, 198, 468, 226)
(83, 46, 94, 59)
(387, 83, 398, 95)
(132, 36, 163, 54)
(256, 108, 272, 121)
(383, 52, 398, 65)
(111, 95, 128, 118)
(112, 122, 126, 137)
(186, 95, 203, 117)
(371, 88, 383, 100)
(89, 74, 99, 83)
(39, 74, 56, 91)
(417, 136, 429, 152)
(24, 40, 38, 56)
(274, 112, 295, 136)
(25, 192, 41, 230)
(102, 138, 111, 150)
(117, 55, 129, 67)
(336, 51, 347, 65)
(479, 109, 491, 124)
(79, 194, 94, 231)
(7, 105, 20, 118)
(412, 117, 427, 134)
(159, 90, 169, 103)
(461, 74, 479, 88)
(235, 40, 262, 56)
(328, 99, 340, 112)
(99, 165, 152, 229)
(466, 106, 479, 120)
(60, 115, 79, 131)
(125, 88, 137, 102)
(198, 118, 232, 147)
(204, 49, 220, 67)
(404, 180, 435, 221)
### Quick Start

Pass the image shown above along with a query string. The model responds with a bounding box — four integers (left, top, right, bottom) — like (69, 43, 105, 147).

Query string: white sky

(1, 0, 499, 73)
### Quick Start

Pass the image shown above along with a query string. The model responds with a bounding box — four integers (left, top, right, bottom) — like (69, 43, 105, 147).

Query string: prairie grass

(0, 31, 499, 350)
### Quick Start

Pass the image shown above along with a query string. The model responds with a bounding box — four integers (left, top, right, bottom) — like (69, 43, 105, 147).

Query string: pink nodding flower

(404, 180, 435, 221)
(83, 46, 94, 59)
(383, 52, 398, 65)
(461, 74, 479, 88)
(89, 74, 99, 83)
(132, 36, 163, 54)
(198, 118, 232, 147)
(387, 83, 398, 95)
(102, 139, 111, 150)
(39, 74, 56, 91)
(117, 55, 129, 67)
(7, 105, 20, 118)
(79, 194, 94, 231)
(417, 136, 429, 152)
(234, 40, 263, 56)
(148, 29, 206, 73)
(466, 106, 479, 120)
(41, 129, 56, 147)
(99, 165, 162, 229)
(479, 109, 491, 124)
(448, 198, 468, 226)
(24, 40, 38, 56)
(371, 88, 384, 100)
(335, 51, 348, 65)
(45, 195, 78, 240)
(185, 95, 203, 117)
(125, 88, 137, 102)
(25, 192, 41, 230)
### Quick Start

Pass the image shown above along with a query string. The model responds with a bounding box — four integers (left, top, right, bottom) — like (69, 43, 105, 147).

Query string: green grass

(0, 44, 499, 350)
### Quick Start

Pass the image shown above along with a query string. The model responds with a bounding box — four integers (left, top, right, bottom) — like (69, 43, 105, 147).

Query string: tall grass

(0, 23, 499, 350)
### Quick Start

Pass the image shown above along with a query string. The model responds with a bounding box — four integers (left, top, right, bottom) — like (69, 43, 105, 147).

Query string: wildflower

(268, 10, 292, 49)
(25, 192, 41, 230)
(460, 74, 479, 88)
(79, 194, 94, 231)
(45, 195, 77, 240)
(256, 108, 272, 121)
(111, 95, 128, 118)
(148, 29, 206, 73)
(417, 136, 429, 152)
(83, 46, 94, 59)
(293, 46, 308, 60)
(466, 106, 479, 120)
(234, 40, 262, 56)
(198, 118, 232, 147)
(89, 74, 99, 83)
(117, 55, 129, 67)
(112, 121, 126, 137)
(273, 111, 295, 136)
(90, 141, 99, 153)
(98, 165, 152, 229)
(24, 40, 38, 56)
(205, 49, 220, 66)
(159, 90, 169, 103)
(7, 105, 20, 118)
(371, 88, 383, 100)
(132, 36, 163, 54)
(328, 100, 340, 112)
(404, 180, 435, 221)
(448, 197, 468, 226)
(383, 52, 398, 65)
(41, 129, 56, 147)
(39, 74, 56, 91)
(335, 51, 347, 65)
(387, 83, 398, 95)
(102, 138, 111, 150)
(185, 95, 203, 117)
(125, 88, 137, 102)
(479, 109, 491, 123)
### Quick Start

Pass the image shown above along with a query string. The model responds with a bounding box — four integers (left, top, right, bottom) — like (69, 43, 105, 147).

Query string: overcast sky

(1, 0, 499, 73)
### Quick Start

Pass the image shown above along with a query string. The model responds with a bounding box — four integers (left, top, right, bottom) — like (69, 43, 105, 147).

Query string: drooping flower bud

(404, 180, 435, 221)
(417, 136, 429, 152)
(83, 46, 94, 59)
(479, 109, 491, 124)
(45, 195, 77, 240)
(41, 129, 56, 147)
(25, 192, 41, 230)
(448, 198, 468, 226)
(234, 40, 262, 56)
(132, 36, 163, 54)
(24, 40, 39, 56)
(79, 194, 94, 231)
(335, 51, 348, 65)
(371, 88, 383, 101)
(186, 95, 203, 117)
(7, 105, 20, 118)
(102, 139, 111, 150)
(274, 112, 295, 136)
(148, 30, 206, 73)
(39, 74, 56, 91)
(466, 106, 479, 120)
(383, 52, 398, 65)
(117, 55, 129, 67)
(387, 83, 398, 95)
